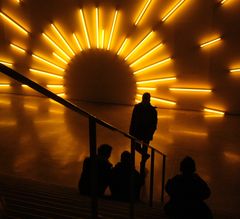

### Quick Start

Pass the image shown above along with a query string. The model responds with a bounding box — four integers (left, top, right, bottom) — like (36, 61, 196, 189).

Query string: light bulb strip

(134, 0, 152, 26)
(56, 93, 65, 97)
(10, 43, 26, 53)
(42, 33, 71, 60)
(52, 52, 68, 65)
(130, 43, 163, 67)
(79, 9, 91, 49)
(29, 68, 63, 79)
(51, 23, 75, 56)
(204, 108, 225, 115)
(0, 61, 13, 67)
(162, 0, 185, 22)
(47, 85, 64, 88)
(117, 38, 129, 55)
(170, 88, 212, 93)
(137, 87, 156, 91)
(107, 10, 119, 50)
(125, 31, 153, 61)
(73, 33, 83, 51)
(96, 8, 99, 48)
(133, 57, 171, 75)
(136, 77, 176, 84)
(200, 37, 221, 48)
(0, 11, 29, 35)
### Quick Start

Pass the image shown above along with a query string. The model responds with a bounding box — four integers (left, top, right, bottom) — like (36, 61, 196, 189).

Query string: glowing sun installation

(1, 0, 234, 116)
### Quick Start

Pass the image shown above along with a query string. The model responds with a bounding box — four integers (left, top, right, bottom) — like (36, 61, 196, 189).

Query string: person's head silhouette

(98, 144, 112, 160)
(121, 151, 131, 164)
(180, 156, 196, 175)
(142, 92, 151, 104)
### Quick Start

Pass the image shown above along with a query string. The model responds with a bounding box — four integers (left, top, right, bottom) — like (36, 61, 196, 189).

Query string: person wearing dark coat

(79, 144, 112, 197)
(129, 92, 157, 159)
(164, 156, 213, 219)
(109, 151, 146, 202)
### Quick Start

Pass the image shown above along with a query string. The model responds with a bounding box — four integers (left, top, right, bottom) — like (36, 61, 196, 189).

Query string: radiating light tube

(137, 94, 176, 105)
(162, 0, 185, 22)
(220, 0, 228, 4)
(133, 57, 171, 75)
(0, 84, 10, 87)
(134, 0, 151, 26)
(79, 9, 91, 49)
(32, 54, 65, 72)
(96, 8, 99, 48)
(29, 68, 63, 79)
(73, 33, 83, 51)
(204, 108, 225, 115)
(230, 68, 240, 73)
(47, 85, 64, 88)
(137, 87, 156, 91)
(10, 43, 26, 53)
(200, 37, 221, 48)
(170, 88, 212, 93)
(136, 77, 176, 84)
(0, 61, 13, 67)
(117, 38, 128, 55)
(130, 43, 163, 67)
(0, 12, 28, 35)
(42, 33, 71, 60)
(53, 52, 68, 65)
(107, 10, 119, 50)
(125, 31, 153, 61)
(51, 23, 75, 56)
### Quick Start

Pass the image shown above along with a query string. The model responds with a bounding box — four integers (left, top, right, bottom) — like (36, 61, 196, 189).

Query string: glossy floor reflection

(0, 94, 240, 218)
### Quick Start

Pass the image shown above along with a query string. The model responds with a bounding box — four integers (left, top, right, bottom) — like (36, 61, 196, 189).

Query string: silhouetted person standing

(79, 144, 112, 197)
(129, 92, 157, 159)
(164, 156, 213, 219)
(109, 151, 146, 202)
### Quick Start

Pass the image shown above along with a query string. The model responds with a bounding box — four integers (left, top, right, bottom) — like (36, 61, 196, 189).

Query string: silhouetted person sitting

(164, 156, 213, 219)
(78, 144, 112, 197)
(109, 151, 146, 202)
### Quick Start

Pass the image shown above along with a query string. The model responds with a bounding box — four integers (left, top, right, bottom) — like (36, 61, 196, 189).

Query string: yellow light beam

(162, 0, 185, 22)
(32, 54, 65, 72)
(0, 61, 13, 67)
(42, 33, 71, 60)
(107, 10, 119, 50)
(73, 33, 83, 52)
(170, 88, 212, 93)
(134, 0, 152, 26)
(52, 52, 68, 65)
(137, 87, 156, 91)
(51, 23, 75, 56)
(204, 108, 225, 115)
(47, 84, 64, 88)
(136, 77, 176, 84)
(125, 31, 153, 61)
(79, 9, 91, 49)
(117, 38, 129, 55)
(230, 68, 240, 74)
(96, 8, 99, 48)
(0, 84, 10, 87)
(200, 37, 221, 48)
(133, 57, 171, 75)
(29, 68, 63, 79)
(130, 43, 163, 67)
(0, 11, 29, 35)
(10, 43, 26, 53)
(101, 29, 105, 49)
(138, 94, 176, 105)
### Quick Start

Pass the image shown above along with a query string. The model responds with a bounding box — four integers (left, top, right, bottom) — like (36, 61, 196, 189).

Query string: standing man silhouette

(129, 92, 157, 161)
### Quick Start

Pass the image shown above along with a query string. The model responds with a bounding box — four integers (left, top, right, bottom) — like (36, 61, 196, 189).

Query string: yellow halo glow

(0, 61, 13, 67)
(32, 54, 65, 72)
(130, 43, 163, 67)
(73, 33, 83, 52)
(29, 68, 63, 79)
(52, 52, 68, 65)
(134, 0, 152, 26)
(125, 31, 154, 61)
(51, 23, 75, 56)
(162, 0, 185, 22)
(137, 87, 156, 91)
(137, 94, 176, 105)
(133, 57, 171, 75)
(200, 37, 221, 48)
(107, 10, 119, 50)
(96, 8, 99, 48)
(117, 38, 129, 56)
(204, 108, 225, 115)
(42, 33, 71, 60)
(10, 43, 26, 53)
(169, 88, 212, 93)
(0, 11, 29, 35)
(101, 29, 105, 49)
(79, 9, 91, 49)
(136, 77, 176, 84)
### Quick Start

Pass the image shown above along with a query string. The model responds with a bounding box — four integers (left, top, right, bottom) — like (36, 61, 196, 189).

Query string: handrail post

(149, 148, 155, 207)
(89, 117, 98, 219)
(130, 140, 136, 219)
(161, 154, 166, 203)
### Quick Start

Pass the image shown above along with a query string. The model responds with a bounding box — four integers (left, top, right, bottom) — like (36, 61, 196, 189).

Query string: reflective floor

(0, 94, 240, 218)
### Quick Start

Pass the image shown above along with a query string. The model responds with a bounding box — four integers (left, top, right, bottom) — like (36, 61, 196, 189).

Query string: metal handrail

(0, 63, 166, 218)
